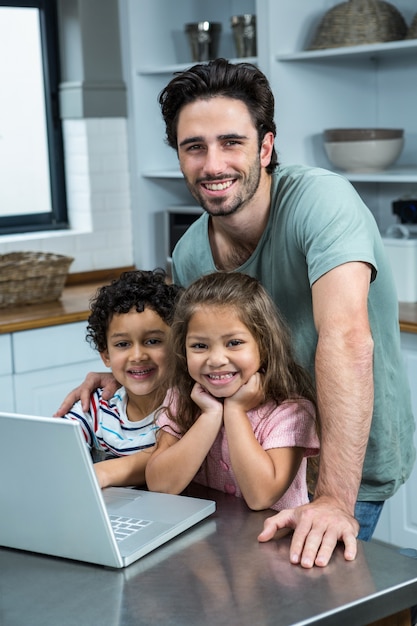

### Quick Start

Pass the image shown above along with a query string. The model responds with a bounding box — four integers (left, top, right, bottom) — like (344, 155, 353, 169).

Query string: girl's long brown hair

(162, 272, 317, 435)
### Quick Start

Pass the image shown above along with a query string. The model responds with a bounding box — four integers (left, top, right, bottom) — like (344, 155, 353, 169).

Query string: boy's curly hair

(86, 269, 182, 353)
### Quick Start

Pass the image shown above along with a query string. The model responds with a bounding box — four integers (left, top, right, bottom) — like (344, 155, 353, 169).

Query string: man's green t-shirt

(172, 164, 415, 501)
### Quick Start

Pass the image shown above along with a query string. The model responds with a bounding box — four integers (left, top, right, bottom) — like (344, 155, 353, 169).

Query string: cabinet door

(373, 332, 417, 548)
(0, 335, 15, 411)
(12, 322, 98, 373)
(0, 375, 15, 412)
(12, 321, 106, 415)
(0, 334, 12, 376)
(14, 358, 105, 416)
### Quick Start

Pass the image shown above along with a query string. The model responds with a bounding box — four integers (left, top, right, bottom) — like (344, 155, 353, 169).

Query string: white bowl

(323, 128, 404, 172)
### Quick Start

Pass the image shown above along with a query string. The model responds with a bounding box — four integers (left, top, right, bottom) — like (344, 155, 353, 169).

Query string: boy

(62, 269, 181, 488)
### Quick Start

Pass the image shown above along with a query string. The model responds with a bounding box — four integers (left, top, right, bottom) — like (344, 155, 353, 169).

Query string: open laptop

(0, 411, 215, 568)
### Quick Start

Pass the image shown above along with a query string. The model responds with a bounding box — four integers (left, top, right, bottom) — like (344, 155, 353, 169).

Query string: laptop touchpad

(103, 487, 143, 505)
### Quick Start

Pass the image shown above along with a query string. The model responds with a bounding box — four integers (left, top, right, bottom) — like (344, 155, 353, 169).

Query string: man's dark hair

(159, 58, 278, 174)
(86, 269, 182, 353)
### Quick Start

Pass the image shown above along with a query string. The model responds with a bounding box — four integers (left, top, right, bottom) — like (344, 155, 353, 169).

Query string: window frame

(0, 0, 68, 235)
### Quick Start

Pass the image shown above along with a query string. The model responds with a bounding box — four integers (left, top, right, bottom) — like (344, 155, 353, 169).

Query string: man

(159, 58, 415, 568)
(56, 59, 415, 570)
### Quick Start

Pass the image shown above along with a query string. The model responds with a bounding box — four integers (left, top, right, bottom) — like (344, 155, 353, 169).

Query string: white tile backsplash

(0, 118, 134, 273)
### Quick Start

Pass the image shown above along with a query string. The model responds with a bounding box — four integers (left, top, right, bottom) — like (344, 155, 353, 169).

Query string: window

(0, 0, 67, 234)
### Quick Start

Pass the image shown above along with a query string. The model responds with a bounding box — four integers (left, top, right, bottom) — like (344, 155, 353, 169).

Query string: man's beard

(183, 156, 261, 217)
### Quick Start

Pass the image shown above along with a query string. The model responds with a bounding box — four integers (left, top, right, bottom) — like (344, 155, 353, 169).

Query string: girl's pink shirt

(157, 393, 319, 511)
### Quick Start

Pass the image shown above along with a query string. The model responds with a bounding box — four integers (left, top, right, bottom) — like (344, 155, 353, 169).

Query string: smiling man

(158, 58, 415, 569)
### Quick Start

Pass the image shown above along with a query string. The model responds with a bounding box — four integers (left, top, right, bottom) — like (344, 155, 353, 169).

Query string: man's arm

(53, 371, 120, 416)
(258, 261, 374, 567)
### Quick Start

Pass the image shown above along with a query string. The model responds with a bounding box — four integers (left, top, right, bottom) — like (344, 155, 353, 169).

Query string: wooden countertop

(0, 267, 134, 334)
(0, 267, 416, 334)
(398, 302, 417, 334)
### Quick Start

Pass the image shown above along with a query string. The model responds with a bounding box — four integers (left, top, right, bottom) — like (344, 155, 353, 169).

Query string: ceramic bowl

(323, 128, 404, 172)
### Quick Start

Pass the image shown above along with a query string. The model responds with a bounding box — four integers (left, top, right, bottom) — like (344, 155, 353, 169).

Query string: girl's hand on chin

(191, 382, 224, 415)
(225, 372, 264, 411)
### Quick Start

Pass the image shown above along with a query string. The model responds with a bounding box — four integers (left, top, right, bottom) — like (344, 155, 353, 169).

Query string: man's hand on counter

(53, 372, 120, 416)
(257, 495, 359, 568)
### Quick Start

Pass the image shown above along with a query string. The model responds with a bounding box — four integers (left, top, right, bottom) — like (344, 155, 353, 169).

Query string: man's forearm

(313, 331, 374, 513)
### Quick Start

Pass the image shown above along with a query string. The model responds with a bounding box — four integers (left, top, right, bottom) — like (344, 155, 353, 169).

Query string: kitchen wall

(0, 0, 134, 274)
(0, 117, 133, 273)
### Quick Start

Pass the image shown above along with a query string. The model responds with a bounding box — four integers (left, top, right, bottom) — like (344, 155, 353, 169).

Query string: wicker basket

(0, 252, 74, 308)
(308, 0, 407, 50)
(406, 12, 417, 40)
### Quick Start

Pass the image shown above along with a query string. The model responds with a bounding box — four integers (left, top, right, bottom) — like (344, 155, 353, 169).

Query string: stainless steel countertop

(1, 485, 416, 626)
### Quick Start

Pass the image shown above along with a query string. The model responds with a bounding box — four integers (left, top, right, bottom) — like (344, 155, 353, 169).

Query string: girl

(146, 272, 319, 512)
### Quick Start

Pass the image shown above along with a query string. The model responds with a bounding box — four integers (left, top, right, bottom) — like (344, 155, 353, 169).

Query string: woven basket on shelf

(406, 12, 417, 39)
(0, 252, 74, 308)
(308, 0, 408, 50)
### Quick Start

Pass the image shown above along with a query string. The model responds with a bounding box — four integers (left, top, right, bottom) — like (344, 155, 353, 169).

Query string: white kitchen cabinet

(13, 360, 104, 416)
(0, 334, 15, 412)
(0, 376, 15, 412)
(0, 333, 12, 377)
(12, 322, 100, 374)
(1, 322, 104, 417)
(373, 331, 417, 548)
(119, 0, 417, 268)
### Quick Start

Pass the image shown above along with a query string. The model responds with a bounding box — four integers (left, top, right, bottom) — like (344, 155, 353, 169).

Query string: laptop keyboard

(109, 514, 153, 542)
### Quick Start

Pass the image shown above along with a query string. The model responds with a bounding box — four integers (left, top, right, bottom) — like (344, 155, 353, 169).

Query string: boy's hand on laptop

(53, 372, 120, 416)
